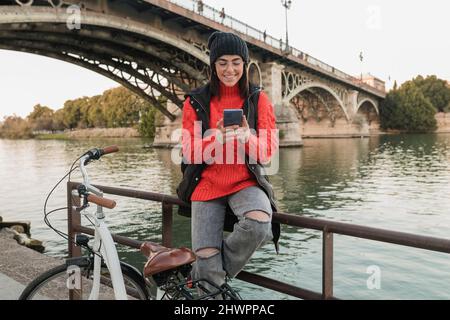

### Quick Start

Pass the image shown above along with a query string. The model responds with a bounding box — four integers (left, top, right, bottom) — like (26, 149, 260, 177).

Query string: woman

(177, 31, 280, 296)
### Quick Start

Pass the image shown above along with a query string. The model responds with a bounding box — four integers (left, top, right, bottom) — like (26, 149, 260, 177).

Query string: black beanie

(207, 31, 249, 66)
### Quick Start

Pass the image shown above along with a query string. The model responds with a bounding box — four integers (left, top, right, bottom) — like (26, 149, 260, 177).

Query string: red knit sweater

(182, 83, 277, 201)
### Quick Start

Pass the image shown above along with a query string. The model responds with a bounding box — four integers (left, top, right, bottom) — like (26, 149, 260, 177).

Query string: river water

(1, 134, 450, 299)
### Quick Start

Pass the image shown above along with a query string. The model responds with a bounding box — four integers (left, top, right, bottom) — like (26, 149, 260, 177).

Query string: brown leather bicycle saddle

(140, 242, 196, 277)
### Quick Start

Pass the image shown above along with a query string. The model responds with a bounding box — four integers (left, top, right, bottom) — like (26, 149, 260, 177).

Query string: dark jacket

(177, 84, 280, 253)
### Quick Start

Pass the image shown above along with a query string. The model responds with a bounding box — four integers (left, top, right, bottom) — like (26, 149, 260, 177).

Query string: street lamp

(281, 0, 292, 52)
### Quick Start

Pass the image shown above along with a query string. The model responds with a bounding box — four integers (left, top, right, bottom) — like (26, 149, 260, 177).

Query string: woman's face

(214, 55, 244, 87)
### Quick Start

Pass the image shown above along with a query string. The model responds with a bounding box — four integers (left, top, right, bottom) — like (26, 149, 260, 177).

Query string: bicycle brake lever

(83, 148, 102, 165)
(75, 185, 90, 209)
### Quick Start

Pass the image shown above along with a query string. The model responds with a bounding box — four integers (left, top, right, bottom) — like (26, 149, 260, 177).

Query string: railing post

(162, 202, 173, 247)
(67, 182, 81, 258)
(322, 229, 334, 299)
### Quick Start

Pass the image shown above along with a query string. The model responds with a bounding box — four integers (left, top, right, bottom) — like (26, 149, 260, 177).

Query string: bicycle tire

(19, 262, 149, 300)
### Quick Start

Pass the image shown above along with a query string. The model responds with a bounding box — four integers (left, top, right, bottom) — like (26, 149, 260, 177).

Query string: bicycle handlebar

(101, 145, 119, 156)
(87, 193, 117, 209)
(78, 146, 119, 209)
(83, 145, 119, 164)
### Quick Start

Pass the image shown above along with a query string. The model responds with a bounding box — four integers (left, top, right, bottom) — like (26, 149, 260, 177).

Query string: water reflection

(273, 137, 380, 215)
(1, 134, 450, 299)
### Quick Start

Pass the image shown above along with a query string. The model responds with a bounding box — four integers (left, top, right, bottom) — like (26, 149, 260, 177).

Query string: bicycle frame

(73, 154, 128, 300)
(58, 147, 239, 301)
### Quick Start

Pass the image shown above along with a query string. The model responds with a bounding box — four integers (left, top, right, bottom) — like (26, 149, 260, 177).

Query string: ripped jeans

(191, 186, 273, 295)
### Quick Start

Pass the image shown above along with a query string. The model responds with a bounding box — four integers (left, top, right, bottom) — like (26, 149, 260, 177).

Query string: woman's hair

(210, 63, 250, 99)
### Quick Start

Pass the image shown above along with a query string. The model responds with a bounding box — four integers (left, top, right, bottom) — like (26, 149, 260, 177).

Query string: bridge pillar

(345, 90, 359, 120)
(152, 100, 182, 148)
(260, 62, 283, 104)
(260, 62, 303, 147)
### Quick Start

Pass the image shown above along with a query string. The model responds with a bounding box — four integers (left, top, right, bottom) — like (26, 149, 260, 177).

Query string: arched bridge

(0, 0, 386, 146)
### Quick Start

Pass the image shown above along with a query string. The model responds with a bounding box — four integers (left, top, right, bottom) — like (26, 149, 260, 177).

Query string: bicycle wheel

(19, 262, 148, 300)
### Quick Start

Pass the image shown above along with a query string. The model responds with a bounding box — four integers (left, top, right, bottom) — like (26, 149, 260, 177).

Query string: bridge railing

(67, 181, 450, 299)
(166, 0, 382, 93)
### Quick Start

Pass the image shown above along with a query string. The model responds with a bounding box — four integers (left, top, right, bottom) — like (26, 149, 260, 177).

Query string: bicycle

(19, 146, 241, 300)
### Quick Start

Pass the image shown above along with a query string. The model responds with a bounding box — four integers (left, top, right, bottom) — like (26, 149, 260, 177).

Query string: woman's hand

(216, 115, 250, 144)
(216, 118, 239, 144)
(236, 115, 251, 143)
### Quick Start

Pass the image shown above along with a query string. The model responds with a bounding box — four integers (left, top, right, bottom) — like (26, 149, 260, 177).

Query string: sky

(1, 0, 449, 119)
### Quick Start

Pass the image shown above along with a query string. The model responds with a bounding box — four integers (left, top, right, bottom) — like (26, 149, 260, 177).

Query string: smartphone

(223, 109, 243, 127)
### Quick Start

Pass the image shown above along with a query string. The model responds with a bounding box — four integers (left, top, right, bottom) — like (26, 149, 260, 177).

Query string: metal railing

(67, 181, 450, 299)
(165, 0, 384, 95)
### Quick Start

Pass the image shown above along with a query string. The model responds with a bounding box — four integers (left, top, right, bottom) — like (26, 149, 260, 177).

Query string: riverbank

(35, 127, 141, 140)
(435, 112, 450, 133)
(10, 113, 450, 141)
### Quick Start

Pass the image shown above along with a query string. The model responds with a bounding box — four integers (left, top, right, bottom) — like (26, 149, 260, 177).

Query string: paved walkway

(0, 228, 63, 300)
(0, 272, 25, 300)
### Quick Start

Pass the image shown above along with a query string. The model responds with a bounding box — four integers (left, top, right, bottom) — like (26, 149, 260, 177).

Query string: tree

(138, 95, 167, 139)
(13, 86, 166, 136)
(138, 104, 157, 139)
(27, 104, 54, 131)
(62, 99, 82, 129)
(0, 115, 33, 139)
(380, 82, 437, 132)
(86, 95, 106, 128)
(77, 97, 93, 129)
(411, 75, 450, 112)
(98, 87, 144, 128)
(379, 90, 400, 129)
(52, 109, 66, 131)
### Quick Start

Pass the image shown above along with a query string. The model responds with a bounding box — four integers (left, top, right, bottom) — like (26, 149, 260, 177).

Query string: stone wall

(300, 118, 381, 137)
(435, 112, 450, 133)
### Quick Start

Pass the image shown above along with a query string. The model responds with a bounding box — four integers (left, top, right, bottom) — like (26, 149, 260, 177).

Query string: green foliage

(98, 87, 143, 128)
(52, 109, 66, 131)
(86, 96, 106, 128)
(380, 82, 437, 132)
(410, 75, 450, 112)
(380, 75, 450, 132)
(444, 102, 450, 113)
(1, 86, 168, 139)
(138, 95, 166, 139)
(62, 98, 83, 129)
(380, 90, 400, 129)
(27, 104, 53, 121)
(52, 86, 162, 131)
(138, 104, 157, 139)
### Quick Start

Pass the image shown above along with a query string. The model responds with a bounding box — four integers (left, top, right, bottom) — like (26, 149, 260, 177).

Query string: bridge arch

(0, 6, 209, 64)
(1, 0, 385, 146)
(356, 97, 379, 115)
(0, 5, 211, 120)
(284, 82, 350, 121)
(248, 61, 262, 87)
